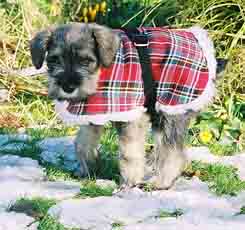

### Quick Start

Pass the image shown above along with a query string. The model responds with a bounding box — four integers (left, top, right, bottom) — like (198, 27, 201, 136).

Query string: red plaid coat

(55, 26, 216, 125)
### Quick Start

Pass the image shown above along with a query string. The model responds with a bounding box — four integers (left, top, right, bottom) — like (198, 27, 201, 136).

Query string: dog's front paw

(145, 175, 178, 190)
(113, 183, 146, 197)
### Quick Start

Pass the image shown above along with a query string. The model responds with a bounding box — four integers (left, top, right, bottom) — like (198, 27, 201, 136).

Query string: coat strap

(122, 28, 157, 116)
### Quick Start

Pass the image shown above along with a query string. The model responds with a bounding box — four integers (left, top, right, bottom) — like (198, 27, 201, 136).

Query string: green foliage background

(0, 0, 244, 154)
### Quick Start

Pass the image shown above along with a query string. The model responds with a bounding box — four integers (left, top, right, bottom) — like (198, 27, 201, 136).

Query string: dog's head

(30, 23, 120, 101)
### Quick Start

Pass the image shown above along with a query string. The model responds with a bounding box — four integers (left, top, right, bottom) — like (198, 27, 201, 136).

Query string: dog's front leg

(75, 125, 104, 177)
(116, 113, 150, 187)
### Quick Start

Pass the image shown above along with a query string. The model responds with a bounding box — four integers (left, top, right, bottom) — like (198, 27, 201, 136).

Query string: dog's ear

(90, 24, 120, 67)
(30, 29, 52, 69)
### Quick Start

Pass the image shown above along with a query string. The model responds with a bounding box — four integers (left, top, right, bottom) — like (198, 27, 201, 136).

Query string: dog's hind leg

(151, 113, 194, 189)
(75, 125, 104, 177)
(116, 113, 150, 186)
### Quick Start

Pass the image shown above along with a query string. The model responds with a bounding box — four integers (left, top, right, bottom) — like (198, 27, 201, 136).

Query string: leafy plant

(61, 0, 177, 28)
(0, 0, 244, 155)
(185, 161, 245, 196)
(188, 94, 245, 155)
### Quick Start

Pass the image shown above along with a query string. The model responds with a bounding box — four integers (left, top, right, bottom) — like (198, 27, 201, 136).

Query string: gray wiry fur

(75, 125, 104, 178)
(150, 112, 195, 189)
(30, 23, 120, 101)
(74, 111, 193, 189)
(115, 113, 150, 186)
(30, 23, 212, 189)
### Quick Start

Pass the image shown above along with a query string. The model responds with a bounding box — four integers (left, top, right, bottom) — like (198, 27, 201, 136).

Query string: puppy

(30, 23, 222, 189)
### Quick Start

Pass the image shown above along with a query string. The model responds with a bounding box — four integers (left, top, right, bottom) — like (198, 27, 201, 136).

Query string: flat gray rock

(39, 137, 79, 172)
(0, 134, 31, 152)
(0, 134, 30, 143)
(0, 181, 81, 210)
(124, 215, 245, 230)
(95, 179, 117, 190)
(185, 147, 218, 163)
(1, 136, 245, 230)
(48, 196, 164, 230)
(0, 155, 44, 181)
(48, 177, 245, 230)
(0, 135, 9, 147)
(0, 155, 80, 211)
(0, 212, 37, 230)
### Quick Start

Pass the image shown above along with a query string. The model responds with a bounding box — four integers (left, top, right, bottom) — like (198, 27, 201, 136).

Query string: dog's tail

(216, 58, 228, 76)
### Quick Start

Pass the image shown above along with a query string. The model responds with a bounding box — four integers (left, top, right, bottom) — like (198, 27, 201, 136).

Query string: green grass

(0, 126, 78, 139)
(158, 209, 183, 218)
(44, 163, 79, 182)
(89, 125, 120, 182)
(185, 161, 245, 196)
(0, 128, 18, 135)
(238, 206, 245, 215)
(209, 143, 237, 156)
(78, 181, 114, 198)
(26, 126, 79, 139)
(0, 94, 57, 129)
(112, 222, 124, 230)
(38, 215, 80, 230)
(234, 206, 245, 216)
(8, 197, 56, 219)
(0, 125, 121, 184)
(8, 197, 80, 230)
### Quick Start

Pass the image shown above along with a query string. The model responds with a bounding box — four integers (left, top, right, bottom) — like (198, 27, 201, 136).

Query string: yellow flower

(100, 1, 107, 12)
(84, 16, 88, 23)
(89, 9, 97, 22)
(95, 3, 100, 11)
(88, 6, 93, 15)
(67, 127, 79, 136)
(50, 0, 61, 17)
(199, 130, 213, 143)
(83, 7, 88, 17)
(220, 113, 228, 121)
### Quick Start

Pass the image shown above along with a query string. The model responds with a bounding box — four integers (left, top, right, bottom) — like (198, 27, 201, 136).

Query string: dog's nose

(62, 85, 76, 93)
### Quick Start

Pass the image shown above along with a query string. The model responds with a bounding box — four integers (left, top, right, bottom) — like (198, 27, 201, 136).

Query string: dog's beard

(47, 70, 99, 102)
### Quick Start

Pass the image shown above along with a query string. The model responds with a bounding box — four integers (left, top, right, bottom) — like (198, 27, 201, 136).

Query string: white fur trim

(155, 26, 217, 115)
(55, 101, 146, 125)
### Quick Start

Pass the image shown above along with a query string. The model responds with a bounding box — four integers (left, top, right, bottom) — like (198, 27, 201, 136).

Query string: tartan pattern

(67, 27, 209, 116)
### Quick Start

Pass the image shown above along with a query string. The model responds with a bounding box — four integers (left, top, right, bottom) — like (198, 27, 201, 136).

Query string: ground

(0, 132, 245, 230)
